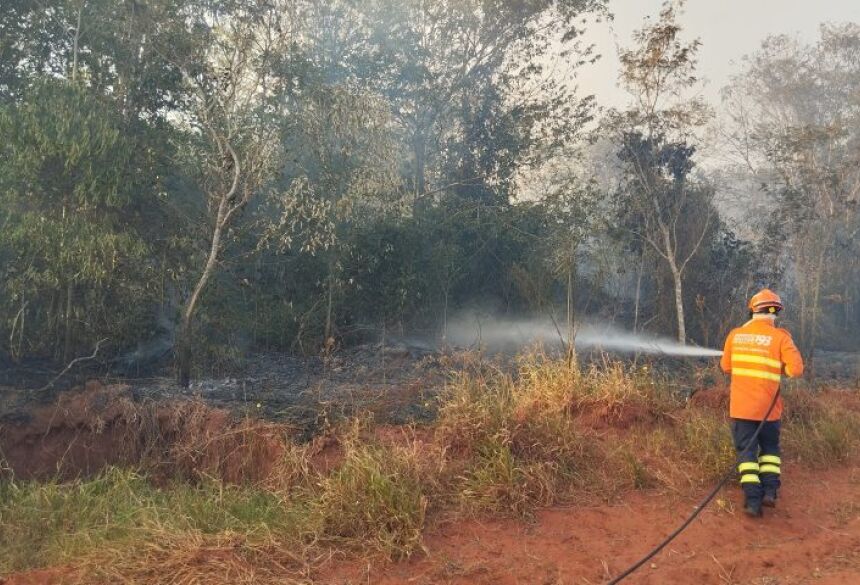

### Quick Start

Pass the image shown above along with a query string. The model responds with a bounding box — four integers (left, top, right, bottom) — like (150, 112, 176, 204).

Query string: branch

(627, 226, 671, 262)
(679, 204, 715, 273)
(220, 140, 245, 226)
(37, 338, 108, 393)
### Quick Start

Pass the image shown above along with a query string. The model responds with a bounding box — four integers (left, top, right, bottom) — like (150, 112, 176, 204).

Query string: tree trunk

(10, 300, 27, 362)
(659, 223, 686, 345)
(442, 286, 449, 342)
(633, 252, 644, 333)
(177, 202, 228, 387)
(71, 2, 83, 82)
(808, 245, 826, 379)
(799, 288, 809, 352)
(670, 262, 686, 344)
(324, 269, 334, 343)
(413, 134, 426, 214)
(566, 246, 578, 369)
(63, 281, 74, 362)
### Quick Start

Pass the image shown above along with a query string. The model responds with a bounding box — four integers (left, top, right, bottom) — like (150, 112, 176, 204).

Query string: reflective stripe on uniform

(731, 367, 782, 383)
(740, 474, 761, 484)
(759, 455, 781, 466)
(731, 354, 783, 370)
(759, 464, 781, 474)
(738, 462, 760, 473)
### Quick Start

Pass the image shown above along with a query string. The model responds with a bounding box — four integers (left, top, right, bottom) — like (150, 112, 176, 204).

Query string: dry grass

(82, 531, 315, 585)
(0, 468, 303, 575)
(437, 353, 683, 514)
(784, 391, 860, 465)
(436, 354, 585, 515)
(675, 410, 736, 483)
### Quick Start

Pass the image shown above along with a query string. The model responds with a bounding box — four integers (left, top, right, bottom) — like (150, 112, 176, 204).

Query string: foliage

(0, 0, 857, 371)
(721, 23, 860, 354)
(0, 81, 166, 361)
(310, 428, 429, 558)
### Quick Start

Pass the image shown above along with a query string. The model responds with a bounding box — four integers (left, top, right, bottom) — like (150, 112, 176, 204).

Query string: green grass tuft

(0, 467, 296, 573)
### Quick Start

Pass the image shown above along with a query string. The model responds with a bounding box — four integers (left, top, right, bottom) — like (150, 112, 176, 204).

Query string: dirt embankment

(0, 381, 291, 483)
(4, 464, 859, 585)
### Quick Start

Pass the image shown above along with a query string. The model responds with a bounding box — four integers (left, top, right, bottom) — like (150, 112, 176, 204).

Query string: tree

(0, 0, 189, 117)
(351, 0, 605, 207)
(163, 2, 292, 386)
(261, 85, 402, 345)
(609, 1, 713, 344)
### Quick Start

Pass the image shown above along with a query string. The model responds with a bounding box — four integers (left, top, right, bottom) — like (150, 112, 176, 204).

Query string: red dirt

(688, 386, 730, 411)
(0, 381, 138, 479)
(0, 567, 76, 585)
(316, 462, 860, 585)
(576, 399, 664, 431)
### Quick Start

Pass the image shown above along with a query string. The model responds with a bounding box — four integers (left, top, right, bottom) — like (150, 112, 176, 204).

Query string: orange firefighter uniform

(720, 289, 803, 516)
(720, 318, 804, 421)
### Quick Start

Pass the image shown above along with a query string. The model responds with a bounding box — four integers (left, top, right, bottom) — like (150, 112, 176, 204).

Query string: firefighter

(720, 289, 804, 517)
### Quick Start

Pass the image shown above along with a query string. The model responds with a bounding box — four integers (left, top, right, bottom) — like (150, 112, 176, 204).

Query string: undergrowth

(2, 353, 858, 581)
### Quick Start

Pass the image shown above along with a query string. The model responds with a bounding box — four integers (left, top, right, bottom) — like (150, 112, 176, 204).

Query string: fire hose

(605, 384, 782, 584)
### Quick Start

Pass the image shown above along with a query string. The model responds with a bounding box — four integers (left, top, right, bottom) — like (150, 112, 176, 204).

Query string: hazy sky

(575, 0, 860, 110)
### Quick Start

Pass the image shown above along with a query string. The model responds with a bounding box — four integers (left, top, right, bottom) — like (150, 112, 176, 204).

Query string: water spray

(445, 316, 723, 357)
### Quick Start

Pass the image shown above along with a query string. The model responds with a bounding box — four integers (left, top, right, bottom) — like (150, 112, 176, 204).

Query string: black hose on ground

(605, 387, 782, 584)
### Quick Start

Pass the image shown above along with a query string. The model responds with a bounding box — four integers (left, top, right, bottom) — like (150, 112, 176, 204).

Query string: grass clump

(573, 361, 679, 419)
(310, 427, 429, 558)
(675, 410, 735, 483)
(458, 439, 563, 516)
(435, 354, 693, 513)
(438, 353, 610, 515)
(605, 444, 656, 491)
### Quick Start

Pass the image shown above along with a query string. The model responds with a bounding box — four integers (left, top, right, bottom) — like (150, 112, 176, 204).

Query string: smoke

(445, 315, 723, 357)
(113, 291, 178, 374)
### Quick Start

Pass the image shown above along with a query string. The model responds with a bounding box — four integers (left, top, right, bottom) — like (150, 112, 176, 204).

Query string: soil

(315, 462, 860, 585)
(0, 381, 292, 483)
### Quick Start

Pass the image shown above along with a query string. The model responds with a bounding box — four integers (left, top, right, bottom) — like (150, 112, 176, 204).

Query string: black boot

(762, 491, 777, 508)
(744, 499, 763, 517)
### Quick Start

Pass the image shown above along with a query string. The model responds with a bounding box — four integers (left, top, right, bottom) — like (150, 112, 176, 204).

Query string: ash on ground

(141, 339, 446, 431)
(0, 339, 448, 436)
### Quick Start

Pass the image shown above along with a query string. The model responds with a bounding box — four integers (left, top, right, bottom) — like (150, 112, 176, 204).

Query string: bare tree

(610, 0, 714, 343)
